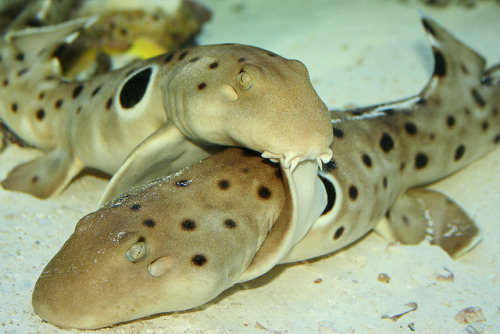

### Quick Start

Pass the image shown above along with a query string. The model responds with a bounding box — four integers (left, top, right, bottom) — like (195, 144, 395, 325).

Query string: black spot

(3, 79, 9, 86)
(258, 186, 271, 199)
(15, 53, 24, 61)
(182, 219, 196, 230)
(91, 85, 102, 97)
(404, 122, 417, 135)
(446, 115, 455, 128)
(383, 177, 388, 189)
(348, 185, 358, 201)
(120, 67, 152, 109)
(72, 84, 83, 99)
(333, 226, 345, 240)
(54, 99, 63, 109)
(471, 88, 485, 107)
(175, 180, 191, 187)
(400, 162, 406, 171)
(333, 127, 344, 138)
(454, 145, 465, 161)
(130, 204, 141, 211)
(32, 176, 38, 183)
(17, 68, 28, 76)
(415, 153, 428, 169)
(178, 51, 189, 60)
(11, 103, 17, 113)
(38, 92, 45, 100)
(432, 50, 446, 77)
(106, 97, 113, 110)
(164, 52, 174, 63)
(197, 82, 207, 90)
(191, 254, 207, 266)
(189, 57, 200, 63)
(319, 175, 336, 216)
(380, 133, 394, 152)
(218, 180, 230, 189)
(494, 133, 500, 144)
(422, 18, 436, 36)
(36, 109, 45, 121)
(482, 121, 489, 131)
(143, 219, 156, 228)
(238, 57, 246, 62)
(224, 219, 237, 228)
(362, 154, 372, 168)
(209, 62, 219, 69)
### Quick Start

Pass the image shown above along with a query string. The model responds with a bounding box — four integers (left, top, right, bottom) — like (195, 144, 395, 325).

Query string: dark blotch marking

(175, 180, 191, 187)
(15, 53, 24, 61)
(91, 85, 102, 97)
(333, 127, 344, 138)
(482, 121, 489, 131)
(224, 219, 237, 229)
(454, 145, 465, 161)
(432, 50, 446, 77)
(348, 185, 358, 201)
(72, 84, 83, 99)
(143, 219, 156, 228)
(189, 57, 200, 63)
(3, 79, 9, 86)
(38, 92, 45, 100)
(106, 97, 113, 110)
(36, 109, 45, 121)
(461, 64, 469, 74)
(383, 177, 388, 189)
(258, 186, 272, 199)
(446, 115, 455, 128)
(120, 67, 152, 109)
(11, 103, 17, 113)
(182, 219, 196, 231)
(130, 203, 141, 211)
(494, 133, 500, 144)
(164, 52, 174, 63)
(319, 175, 336, 216)
(209, 62, 219, 69)
(197, 82, 207, 90)
(32, 176, 38, 183)
(238, 57, 246, 62)
(380, 133, 394, 153)
(54, 99, 63, 109)
(333, 226, 345, 240)
(415, 153, 428, 169)
(179, 51, 189, 60)
(191, 254, 207, 266)
(471, 88, 486, 107)
(76, 106, 82, 115)
(17, 68, 28, 76)
(218, 179, 230, 190)
(400, 161, 406, 171)
(493, 107, 499, 117)
(405, 122, 417, 135)
(362, 154, 372, 168)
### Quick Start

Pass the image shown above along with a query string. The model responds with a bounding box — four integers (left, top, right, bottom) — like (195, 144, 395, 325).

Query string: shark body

(31, 16, 500, 329)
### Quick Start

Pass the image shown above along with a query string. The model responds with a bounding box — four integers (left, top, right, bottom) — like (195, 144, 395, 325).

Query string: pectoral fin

(99, 124, 221, 206)
(375, 188, 480, 258)
(1, 149, 83, 199)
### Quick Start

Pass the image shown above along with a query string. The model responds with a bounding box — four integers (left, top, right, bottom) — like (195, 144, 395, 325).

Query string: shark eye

(126, 241, 148, 262)
(237, 71, 253, 89)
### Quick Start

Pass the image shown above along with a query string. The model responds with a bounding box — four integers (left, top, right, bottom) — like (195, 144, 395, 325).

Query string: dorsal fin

(419, 13, 486, 97)
(3, 16, 97, 71)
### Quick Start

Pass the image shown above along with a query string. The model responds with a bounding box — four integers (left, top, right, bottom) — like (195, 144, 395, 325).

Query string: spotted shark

(0, 17, 332, 199)
(31, 16, 500, 329)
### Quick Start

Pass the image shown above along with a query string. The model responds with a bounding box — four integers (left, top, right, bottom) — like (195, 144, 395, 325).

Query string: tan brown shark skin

(0, 19, 332, 198)
(32, 17, 500, 329)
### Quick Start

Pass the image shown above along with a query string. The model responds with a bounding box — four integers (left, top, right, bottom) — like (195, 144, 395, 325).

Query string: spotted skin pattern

(32, 17, 500, 329)
(0, 18, 332, 198)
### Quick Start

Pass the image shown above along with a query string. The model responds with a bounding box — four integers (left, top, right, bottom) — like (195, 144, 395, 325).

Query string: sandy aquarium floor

(1, 0, 500, 333)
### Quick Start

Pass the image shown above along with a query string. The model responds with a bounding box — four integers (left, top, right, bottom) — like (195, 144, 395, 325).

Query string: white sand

(1, 0, 499, 333)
